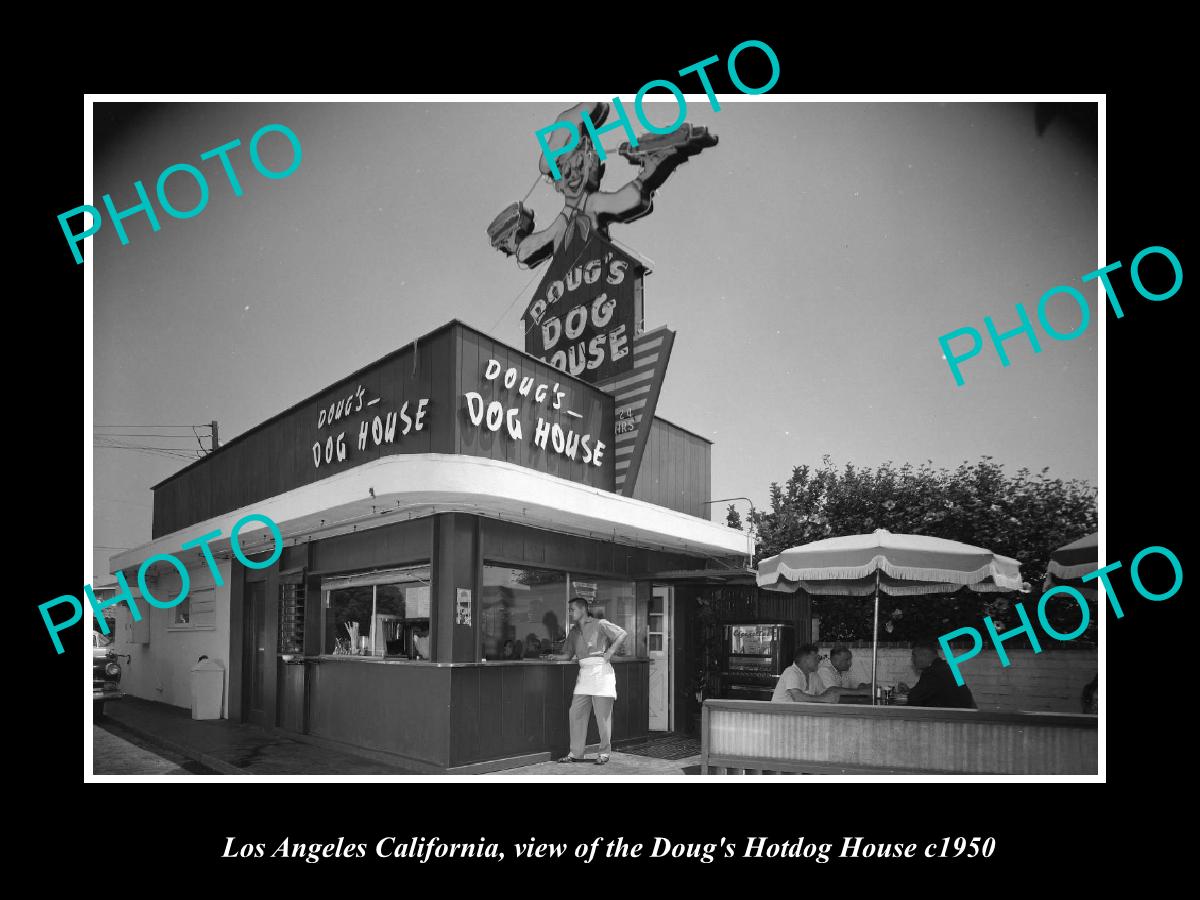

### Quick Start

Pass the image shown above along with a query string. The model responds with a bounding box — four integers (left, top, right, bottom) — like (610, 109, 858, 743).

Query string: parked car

(93, 631, 125, 716)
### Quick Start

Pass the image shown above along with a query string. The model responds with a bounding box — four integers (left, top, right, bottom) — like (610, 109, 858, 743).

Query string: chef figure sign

(487, 101, 717, 268)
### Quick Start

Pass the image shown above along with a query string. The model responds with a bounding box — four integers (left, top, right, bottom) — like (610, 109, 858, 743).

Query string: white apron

(575, 656, 617, 698)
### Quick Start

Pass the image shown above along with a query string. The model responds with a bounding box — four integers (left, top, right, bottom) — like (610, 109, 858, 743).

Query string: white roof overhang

(111, 454, 752, 575)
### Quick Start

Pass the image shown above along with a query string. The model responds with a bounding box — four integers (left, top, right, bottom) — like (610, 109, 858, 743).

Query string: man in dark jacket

(897, 640, 977, 709)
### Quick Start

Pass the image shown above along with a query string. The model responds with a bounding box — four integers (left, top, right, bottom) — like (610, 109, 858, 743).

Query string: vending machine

(719, 624, 796, 701)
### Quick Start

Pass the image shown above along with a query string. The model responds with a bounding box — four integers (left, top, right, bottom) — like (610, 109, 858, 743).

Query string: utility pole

(211, 420, 220, 450)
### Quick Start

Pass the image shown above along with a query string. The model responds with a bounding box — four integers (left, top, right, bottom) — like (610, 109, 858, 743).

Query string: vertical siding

(456, 327, 613, 489)
(631, 418, 711, 518)
(151, 322, 614, 538)
(448, 660, 649, 766)
(704, 703, 1097, 774)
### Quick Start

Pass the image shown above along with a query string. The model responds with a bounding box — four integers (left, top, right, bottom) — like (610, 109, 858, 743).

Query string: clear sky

(91, 100, 1098, 579)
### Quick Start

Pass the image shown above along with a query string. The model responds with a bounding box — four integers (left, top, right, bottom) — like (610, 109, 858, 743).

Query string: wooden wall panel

(631, 418, 711, 518)
(153, 322, 638, 537)
(480, 518, 700, 580)
(702, 700, 1098, 775)
(152, 323, 459, 537)
(309, 517, 433, 575)
(308, 661, 452, 768)
(449, 661, 647, 766)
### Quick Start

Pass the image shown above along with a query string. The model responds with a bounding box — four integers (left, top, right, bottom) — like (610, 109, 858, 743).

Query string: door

(648, 586, 671, 731)
(243, 580, 269, 727)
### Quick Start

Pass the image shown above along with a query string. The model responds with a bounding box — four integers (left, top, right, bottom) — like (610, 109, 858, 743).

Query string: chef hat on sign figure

(487, 100, 718, 268)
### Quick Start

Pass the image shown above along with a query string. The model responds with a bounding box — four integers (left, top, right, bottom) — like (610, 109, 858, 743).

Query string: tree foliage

(749, 456, 1097, 643)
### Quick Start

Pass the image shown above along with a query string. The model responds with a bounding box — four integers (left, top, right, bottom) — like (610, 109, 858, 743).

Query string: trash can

(190, 656, 225, 720)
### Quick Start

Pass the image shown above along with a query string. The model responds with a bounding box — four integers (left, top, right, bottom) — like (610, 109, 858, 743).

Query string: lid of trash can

(191, 655, 224, 672)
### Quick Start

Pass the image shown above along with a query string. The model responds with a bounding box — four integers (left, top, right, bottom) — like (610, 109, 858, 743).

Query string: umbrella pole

(871, 569, 880, 706)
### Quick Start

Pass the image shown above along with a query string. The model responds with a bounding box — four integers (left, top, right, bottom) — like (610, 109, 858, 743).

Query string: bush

(750, 456, 1097, 642)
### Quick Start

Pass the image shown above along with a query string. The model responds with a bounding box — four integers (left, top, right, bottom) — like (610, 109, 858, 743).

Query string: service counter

(279, 656, 649, 773)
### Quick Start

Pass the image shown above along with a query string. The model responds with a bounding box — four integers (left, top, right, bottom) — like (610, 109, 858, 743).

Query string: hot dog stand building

(106, 102, 792, 772)
(109, 315, 755, 772)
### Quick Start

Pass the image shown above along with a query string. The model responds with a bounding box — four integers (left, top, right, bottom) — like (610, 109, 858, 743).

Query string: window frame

(479, 562, 569, 662)
(478, 560, 646, 662)
(166, 587, 217, 632)
(320, 564, 432, 658)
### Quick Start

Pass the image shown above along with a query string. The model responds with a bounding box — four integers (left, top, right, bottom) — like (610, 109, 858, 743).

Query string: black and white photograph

(76, 93, 1115, 784)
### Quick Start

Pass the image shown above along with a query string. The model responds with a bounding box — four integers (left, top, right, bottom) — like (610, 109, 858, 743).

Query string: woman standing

(552, 596, 627, 765)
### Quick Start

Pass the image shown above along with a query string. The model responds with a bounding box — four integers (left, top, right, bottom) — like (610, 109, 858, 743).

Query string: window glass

(570, 577, 641, 657)
(326, 585, 373, 654)
(481, 566, 567, 660)
(323, 567, 431, 657)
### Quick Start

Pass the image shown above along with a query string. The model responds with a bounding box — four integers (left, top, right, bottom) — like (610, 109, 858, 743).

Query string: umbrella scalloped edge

(759, 554, 1024, 592)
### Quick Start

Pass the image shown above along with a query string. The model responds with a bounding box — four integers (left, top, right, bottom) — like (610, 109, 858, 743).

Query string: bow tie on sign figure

(487, 101, 718, 268)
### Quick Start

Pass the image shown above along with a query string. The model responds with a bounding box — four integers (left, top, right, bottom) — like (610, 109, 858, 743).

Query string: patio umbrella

(757, 529, 1025, 703)
(1042, 532, 1099, 644)
(1044, 532, 1098, 591)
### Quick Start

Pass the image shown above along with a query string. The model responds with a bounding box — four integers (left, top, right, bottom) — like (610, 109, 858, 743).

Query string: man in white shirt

(813, 646, 871, 695)
(771, 644, 842, 703)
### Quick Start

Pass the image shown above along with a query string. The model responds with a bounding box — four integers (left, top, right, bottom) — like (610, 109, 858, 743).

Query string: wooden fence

(701, 699, 1098, 775)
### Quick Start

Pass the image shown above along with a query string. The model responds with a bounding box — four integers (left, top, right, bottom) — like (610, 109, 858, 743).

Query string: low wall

(701, 699, 1098, 775)
(820, 645, 1097, 713)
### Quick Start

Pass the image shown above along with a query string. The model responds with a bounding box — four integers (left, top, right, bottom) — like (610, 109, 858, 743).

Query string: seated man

(771, 644, 842, 703)
(523, 635, 543, 658)
(896, 640, 977, 709)
(814, 646, 871, 696)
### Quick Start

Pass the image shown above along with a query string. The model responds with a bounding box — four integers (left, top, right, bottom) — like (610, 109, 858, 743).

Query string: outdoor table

(839, 692, 906, 706)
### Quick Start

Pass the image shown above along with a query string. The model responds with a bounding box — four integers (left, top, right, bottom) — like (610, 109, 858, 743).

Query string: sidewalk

(99, 698, 702, 776)
(493, 753, 701, 776)
(100, 698, 416, 775)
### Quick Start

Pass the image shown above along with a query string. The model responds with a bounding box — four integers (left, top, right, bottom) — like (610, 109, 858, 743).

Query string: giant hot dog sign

(493, 98, 719, 493)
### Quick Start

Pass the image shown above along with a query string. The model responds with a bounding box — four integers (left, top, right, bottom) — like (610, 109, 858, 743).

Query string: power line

(94, 444, 200, 460)
(191, 424, 210, 456)
(94, 423, 213, 429)
(95, 442, 202, 453)
(90, 432, 208, 438)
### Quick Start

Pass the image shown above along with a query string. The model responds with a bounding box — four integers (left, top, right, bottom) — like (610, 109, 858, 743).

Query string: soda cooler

(718, 624, 796, 701)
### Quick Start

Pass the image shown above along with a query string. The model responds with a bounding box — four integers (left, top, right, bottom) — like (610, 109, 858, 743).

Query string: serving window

(322, 566, 431, 658)
(480, 565, 645, 661)
(569, 576, 638, 658)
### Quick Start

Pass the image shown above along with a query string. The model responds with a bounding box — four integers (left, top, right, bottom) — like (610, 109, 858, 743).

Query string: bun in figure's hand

(487, 202, 535, 256)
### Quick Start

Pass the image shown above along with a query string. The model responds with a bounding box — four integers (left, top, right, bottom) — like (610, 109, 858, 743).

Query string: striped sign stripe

(604, 369, 654, 392)
(634, 336, 664, 354)
(596, 326, 675, 497)
(614, 384, 652, 400)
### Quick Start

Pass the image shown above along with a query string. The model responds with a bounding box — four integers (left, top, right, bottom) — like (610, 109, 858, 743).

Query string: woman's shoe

(595, 754, 610, 766)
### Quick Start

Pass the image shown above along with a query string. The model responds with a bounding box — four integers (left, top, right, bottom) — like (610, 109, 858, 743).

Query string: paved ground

(100, 697, 701, 776)
(94, 720, 217, 775)
(103, 698, 417, 775)
(493, 752, 701, 776)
